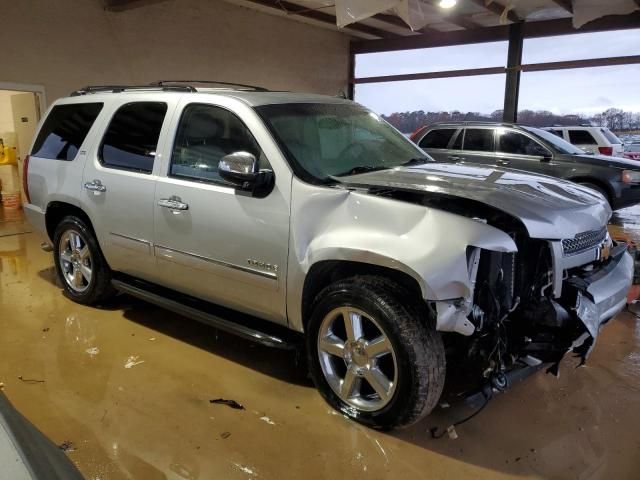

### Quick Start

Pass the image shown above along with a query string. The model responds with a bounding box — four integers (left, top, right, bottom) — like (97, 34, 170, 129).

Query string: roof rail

(150, 80, 268, 92)
(428, 120, 516, 127)
(71, 84, 196, 96)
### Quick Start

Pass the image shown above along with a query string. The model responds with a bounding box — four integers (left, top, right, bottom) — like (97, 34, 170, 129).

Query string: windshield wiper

(401, 157, 430, 166)
(333, 165, 390, 177)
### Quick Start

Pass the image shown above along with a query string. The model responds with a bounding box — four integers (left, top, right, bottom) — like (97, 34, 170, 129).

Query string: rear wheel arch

(301, 260, 426, 331)
(45, 202, 96, 242)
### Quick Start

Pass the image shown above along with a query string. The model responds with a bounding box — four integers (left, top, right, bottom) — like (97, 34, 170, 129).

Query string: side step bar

(111, 277, 301, 351)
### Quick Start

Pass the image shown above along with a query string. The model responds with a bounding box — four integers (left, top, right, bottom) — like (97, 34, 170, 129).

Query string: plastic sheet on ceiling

(334, 0, 640, 30)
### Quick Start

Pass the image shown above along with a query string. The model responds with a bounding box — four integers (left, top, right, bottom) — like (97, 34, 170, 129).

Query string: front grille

(562, 227, 607, 256)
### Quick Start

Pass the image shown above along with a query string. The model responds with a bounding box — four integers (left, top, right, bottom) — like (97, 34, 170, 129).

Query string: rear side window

(463, 129, 494, 152)
(31, 103, 103, 161)
(568, 130, 597, 145)
(419, 129, 457, 149)
(601, 128, 621, 144)
(99, 102, 167, 174)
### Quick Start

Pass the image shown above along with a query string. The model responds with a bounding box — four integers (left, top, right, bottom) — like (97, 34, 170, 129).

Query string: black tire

(306, 275, 445, 429)
(53, 215, 115, 305)
(580, 182, 610, 205)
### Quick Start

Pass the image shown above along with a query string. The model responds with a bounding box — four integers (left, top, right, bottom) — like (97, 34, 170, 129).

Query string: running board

(111, 277, 301, 351)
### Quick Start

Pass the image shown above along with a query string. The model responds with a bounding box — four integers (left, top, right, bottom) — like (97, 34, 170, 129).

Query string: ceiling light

(439, 0, 457, 8)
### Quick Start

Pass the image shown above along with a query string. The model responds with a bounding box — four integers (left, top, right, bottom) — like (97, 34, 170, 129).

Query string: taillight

(410, 126, 427, 142)
(22, 154, 30, 203)
(598, 146, 613, 156)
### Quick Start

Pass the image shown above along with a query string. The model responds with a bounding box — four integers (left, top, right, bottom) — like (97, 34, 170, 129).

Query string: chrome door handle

(448, 155, 463, 162)
(84, 180, 106, 193)
(158, 196, 189, 211)
(496, 159, 511, 166)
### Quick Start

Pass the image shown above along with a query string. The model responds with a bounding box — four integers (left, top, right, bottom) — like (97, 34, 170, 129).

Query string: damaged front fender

(287, 179, 517, 333)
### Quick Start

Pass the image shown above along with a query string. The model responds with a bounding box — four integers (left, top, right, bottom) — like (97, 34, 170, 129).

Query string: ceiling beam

(551, 0, 573, 14)
(241, 0, 399, 39)
(467, 0, 521, 23)
(104, 0, 169, 11)
(351, 11, 640, 53)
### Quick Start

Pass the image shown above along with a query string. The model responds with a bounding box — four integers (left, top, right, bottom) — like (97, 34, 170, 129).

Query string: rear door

(81, 97, 177, 282)
(456, 127, 497, 166)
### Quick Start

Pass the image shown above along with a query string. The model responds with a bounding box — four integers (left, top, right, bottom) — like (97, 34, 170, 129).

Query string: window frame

(98, 101, 169, 175)
(167, 102, 271, 189)
(495, 127, 552, 158)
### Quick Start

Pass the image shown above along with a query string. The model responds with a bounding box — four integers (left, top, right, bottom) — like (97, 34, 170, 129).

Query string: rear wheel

(306, 275, 445, 429)
(53, 216, 114, 305)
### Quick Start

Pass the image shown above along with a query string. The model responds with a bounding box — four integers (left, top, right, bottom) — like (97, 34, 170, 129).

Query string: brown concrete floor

(1, 207, 640, 480)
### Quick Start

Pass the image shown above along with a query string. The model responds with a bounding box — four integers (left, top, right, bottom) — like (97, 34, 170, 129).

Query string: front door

(153, 101, 290, 324)
(81, 99, 174, 281)
(494, 128, 557, 176)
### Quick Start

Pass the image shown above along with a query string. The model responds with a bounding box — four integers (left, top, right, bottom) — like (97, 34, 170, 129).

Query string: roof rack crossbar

(71, 84, 196, 96)
(150, 80, 268, 92)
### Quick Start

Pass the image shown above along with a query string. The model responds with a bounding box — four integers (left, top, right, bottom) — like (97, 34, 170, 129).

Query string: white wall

(0, 0, 350, 105)
(0, 91, 15, 134)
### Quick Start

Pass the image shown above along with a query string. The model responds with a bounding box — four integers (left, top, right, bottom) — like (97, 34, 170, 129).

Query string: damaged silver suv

(24, 83, 633, 429)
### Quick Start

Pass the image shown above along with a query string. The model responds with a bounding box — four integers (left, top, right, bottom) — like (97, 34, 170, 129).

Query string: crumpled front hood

(338, 162, 610, 239)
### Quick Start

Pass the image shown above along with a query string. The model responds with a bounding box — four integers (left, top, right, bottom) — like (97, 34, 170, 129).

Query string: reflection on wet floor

(1, 210, 640, 480)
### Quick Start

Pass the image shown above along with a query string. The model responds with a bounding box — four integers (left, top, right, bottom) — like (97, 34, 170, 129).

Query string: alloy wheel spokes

(59, 230, 92, 293)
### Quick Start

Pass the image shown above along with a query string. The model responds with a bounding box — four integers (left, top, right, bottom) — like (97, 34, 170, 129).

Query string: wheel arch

(45, 201, 96, 242)
(301, 259, 426, 331)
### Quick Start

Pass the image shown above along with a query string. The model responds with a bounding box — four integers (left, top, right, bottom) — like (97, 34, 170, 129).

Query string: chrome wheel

(58, 229, 93, 293)
(317, 307, 398, 412)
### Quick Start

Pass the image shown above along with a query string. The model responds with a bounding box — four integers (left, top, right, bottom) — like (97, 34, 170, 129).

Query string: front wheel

(306, 275, 445, 429)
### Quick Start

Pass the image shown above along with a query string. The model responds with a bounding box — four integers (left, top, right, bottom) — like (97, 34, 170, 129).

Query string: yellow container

(0, 146, 16, 165)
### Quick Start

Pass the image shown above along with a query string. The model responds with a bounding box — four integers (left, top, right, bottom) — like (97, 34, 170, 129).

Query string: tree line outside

(382, 108, 640, 134)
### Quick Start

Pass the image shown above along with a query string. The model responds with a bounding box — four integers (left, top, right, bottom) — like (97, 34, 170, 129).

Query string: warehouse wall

(0, 0, 350, 105)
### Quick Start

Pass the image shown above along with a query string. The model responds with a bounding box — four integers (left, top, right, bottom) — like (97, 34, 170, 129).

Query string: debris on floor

(124, 355, 145, 369)
(17, 375, 45, 384)
(210, 398, 245, 410)
(85, 347, 100, 356)
(58, 441, 75, 452)
(233, 463, 257, 477)
(259, 415, 275, 425)
(220, 431, 231, 439)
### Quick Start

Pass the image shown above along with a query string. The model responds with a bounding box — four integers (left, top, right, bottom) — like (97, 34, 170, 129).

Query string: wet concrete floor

(1, 207, 640, 480)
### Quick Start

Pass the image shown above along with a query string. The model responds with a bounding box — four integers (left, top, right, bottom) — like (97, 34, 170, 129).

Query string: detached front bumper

(570, 243, 633, 338)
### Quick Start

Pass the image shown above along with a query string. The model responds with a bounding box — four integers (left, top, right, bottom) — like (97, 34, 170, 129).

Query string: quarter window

(463, 129, 494, 152)
(31, 103, 103, 161)
(419, 129, 457, 149)
(568, 130, 597, 145)
(99, 102, 167, 173)
(170, 104, 265, 185)
(497, 131, 549, 156)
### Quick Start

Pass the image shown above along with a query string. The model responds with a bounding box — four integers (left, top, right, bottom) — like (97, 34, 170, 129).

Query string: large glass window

(100, 102, 167, 174)
(31, 103, 103, 161)
(568, 130, 597, 145)
(170, 104, 264, 185)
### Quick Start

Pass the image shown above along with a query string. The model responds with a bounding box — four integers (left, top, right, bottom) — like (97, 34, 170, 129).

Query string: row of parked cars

(411, 122, 640, 210)
(23, 84, 634, 430)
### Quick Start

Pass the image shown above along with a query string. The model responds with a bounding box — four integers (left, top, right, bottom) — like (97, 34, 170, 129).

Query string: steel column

(503, 22, 524, 123)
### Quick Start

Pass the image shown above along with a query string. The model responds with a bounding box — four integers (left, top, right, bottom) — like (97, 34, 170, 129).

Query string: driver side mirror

(218, 151, 273, 195)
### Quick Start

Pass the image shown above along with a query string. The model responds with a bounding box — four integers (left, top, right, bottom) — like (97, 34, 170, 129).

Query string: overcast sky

(354, 29, 640, 116)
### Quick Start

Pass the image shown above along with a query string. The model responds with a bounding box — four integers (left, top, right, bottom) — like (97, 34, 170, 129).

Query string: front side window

(419, 129, 457, 149)
(170, 104, 264, 185)
(568, 130, 597, 145)
(497, 130, 549, 156)
(256, 103, 429, 182)
(463, 129, 494, 152)
(99, 102, 167, 173)
(31, 103, 103, 161)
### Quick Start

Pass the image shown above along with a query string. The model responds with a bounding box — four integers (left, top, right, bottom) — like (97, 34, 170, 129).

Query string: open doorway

(0, 85, 44, 223)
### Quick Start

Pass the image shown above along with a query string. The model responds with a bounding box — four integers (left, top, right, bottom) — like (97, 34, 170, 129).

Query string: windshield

(255, 103, 430, 182)
(524, 126, 586, 155)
